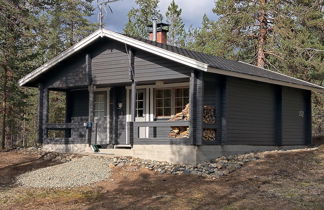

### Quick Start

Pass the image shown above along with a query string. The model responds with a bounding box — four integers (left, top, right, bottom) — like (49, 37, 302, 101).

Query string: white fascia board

(207, 66, 324, 93)
(18, 30, 103, 86)
(101, 29, 208, 71)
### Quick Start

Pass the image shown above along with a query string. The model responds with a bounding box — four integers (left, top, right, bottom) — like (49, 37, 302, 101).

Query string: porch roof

(19, 29, 324, 93)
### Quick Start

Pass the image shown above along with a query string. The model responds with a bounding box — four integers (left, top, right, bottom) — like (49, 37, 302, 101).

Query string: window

(94, 93, 105, 117)
(155, 87, 189, 118)
(175, 88, 189, 114)
(155, 89, 172, 117)
(136, 90, 145, 118)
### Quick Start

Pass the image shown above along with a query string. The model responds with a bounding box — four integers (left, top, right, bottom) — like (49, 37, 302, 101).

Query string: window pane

(175, 98, 182, 107)
(175, 108, 182, 114)
(164, 99, 171, 107)
(137, 101, 144, 109)
(156, 99, 163, 107)
(137, 92, 144, 100)
(137, 110, 144, 117)
(156, 108, 163, 116)
(175, 89, 182, 97)
(156, 90, 163, 98)
(183, 88, 189, 97)
(164, 89, 171, 97)
(184, 98, 189, 106)
(95, 94, 104, 102)
(164, 108, 171, 116)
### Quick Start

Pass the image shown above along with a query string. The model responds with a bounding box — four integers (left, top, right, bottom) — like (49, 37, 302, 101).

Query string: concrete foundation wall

(196, 145, 305, 163)
(42, 144, 92, 153)
(43, 143, 306, 164)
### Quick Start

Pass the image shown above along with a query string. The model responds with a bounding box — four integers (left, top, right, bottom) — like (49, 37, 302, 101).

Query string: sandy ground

(0, 146, 323, 210)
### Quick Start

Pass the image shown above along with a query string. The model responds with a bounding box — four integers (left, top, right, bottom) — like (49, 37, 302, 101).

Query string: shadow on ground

(85, 147, 323, 210)
(0, 152, 63, 189)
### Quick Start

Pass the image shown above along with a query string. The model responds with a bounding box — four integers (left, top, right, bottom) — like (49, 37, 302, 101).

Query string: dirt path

(1, 147, 323, 210)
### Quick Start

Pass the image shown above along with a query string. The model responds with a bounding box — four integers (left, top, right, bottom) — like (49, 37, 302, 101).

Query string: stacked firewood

(169, 104, 190, 121)
(203, 129, 216, 141)
(168, 104, 190, 138)
(203, 106, 216, 124)
(168, 127, 189, 138)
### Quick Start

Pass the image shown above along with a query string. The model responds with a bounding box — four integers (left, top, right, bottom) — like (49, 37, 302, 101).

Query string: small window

(155, 89, 172, 118)
(94, 93, 105, 117)
(136, 90, 145, 118)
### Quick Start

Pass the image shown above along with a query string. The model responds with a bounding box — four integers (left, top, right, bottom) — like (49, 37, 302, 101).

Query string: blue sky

(90, 0, 217, 32)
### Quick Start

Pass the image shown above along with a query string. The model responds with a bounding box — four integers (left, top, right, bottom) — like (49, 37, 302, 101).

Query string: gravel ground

(17, 156, 111, 188)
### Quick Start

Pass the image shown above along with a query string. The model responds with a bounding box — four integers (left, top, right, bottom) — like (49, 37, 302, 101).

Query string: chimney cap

(147, 22, 170, 33)
(147, 22, 170, 28)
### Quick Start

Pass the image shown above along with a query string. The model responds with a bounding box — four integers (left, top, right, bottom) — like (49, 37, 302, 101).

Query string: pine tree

(124, 0, 162, 38)
(0, 0, 97, 149)
(165, 0, 185, 47)
(189, 0, 324, 136)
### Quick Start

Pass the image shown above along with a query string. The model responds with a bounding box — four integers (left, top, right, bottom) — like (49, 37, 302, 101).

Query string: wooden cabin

(19, 26, 324, 164)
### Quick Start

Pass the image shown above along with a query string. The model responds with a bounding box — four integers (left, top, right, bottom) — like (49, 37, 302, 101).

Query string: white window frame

(126, 82, 189, 121)
(154, 87, 189, 119)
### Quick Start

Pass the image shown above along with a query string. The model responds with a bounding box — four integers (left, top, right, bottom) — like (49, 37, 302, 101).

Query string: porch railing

(46, 123, 84, 130)
(44, 123, 87, 143)
(129, 121, 192, 145)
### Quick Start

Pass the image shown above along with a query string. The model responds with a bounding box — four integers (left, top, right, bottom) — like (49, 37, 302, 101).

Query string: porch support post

(112, 88, 117, 145)
(128, 47, 135, 144)
(38, 83, 49, 144)
(219, 76, 227, 144)
(195, 71, 204, 145)
(129, 49, 136, 122)
(65, 91, 72, 138)
(86, 53, 94, 145)
(304, 90, 312, 145)
(189, 70, 197, 145)
(38, 84, 44, 144)
(274, 85, 282, 146)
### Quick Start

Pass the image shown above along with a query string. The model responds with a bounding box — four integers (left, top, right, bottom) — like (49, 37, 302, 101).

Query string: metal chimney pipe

(152, 18, 157, 42)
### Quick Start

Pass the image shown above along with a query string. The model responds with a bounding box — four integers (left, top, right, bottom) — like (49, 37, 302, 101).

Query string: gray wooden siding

(92, 41, 130, 84)
(44, 55, 88, 89)
(225, 77, 276, 145)
(153, 119, 172, 139)
(91, 39, 190, 85)
(134, 50, 190, 82)
(282, 87, 305, 145)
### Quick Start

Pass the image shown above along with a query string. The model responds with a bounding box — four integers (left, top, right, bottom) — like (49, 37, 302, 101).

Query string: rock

(183, 169, 191, 175)
(117, 162, 125, 167)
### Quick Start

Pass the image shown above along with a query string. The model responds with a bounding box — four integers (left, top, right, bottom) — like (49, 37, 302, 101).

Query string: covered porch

(38, 71, 219, 148)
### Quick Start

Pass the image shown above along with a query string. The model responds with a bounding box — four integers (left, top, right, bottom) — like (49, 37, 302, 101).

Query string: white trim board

(18, 28, 324, 93)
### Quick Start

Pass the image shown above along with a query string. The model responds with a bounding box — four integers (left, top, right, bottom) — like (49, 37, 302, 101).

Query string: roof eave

(207, 66, 324, 93)
(18, 29, 103, 87)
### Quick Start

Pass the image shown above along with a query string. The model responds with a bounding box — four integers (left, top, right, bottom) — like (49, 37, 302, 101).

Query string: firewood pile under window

(203, 129, 216, 141)
(168, 104, 189, 138)
(203, 105, 216, 124)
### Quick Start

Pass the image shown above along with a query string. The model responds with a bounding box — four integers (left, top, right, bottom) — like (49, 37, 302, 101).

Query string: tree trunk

(257, 0, 267, 68)
(1, 66, 8, 150)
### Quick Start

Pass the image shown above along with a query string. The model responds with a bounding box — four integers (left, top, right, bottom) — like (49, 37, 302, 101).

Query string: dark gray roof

(131, 37, 323, 90)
